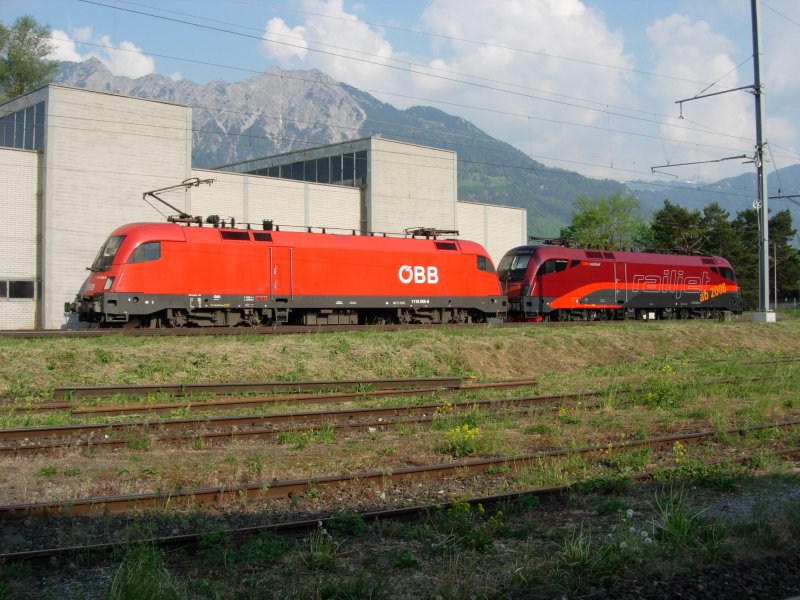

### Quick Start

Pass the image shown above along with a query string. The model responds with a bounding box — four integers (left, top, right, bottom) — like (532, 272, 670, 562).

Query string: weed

(429, 501, 493, 553)
(0, 563, 31, 600)
(650, 485, 728, 559)
(486, 462, 510, 475)
(63, 468, 82, 477)
(390, 548, 419, 569)
(524, 423, 557, 435)
(573, 474, 632, 495)
(329, 511, 368, 537)
(246, 455, 264, 476)
(557, 406, 580, 425)
(127, 436, 150, 451)
(107, 543, 181, 600)
(553, 526, 627, 587)
(305, 524, 341, 571)
(440, 424, 484, 457)
(240, 532, 294, 564)
(318, 573, 386, 599)
(35, 466, 57, 477)
(94, 347, 113, 364)
(199, 530, 235, 569)
(600, 447, 652, 472)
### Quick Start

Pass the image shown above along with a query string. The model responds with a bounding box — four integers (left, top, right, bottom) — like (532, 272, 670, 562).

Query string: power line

(51, 35, 780, 167)
(74, 0, 756, 143)
(114, 0, 717, 87)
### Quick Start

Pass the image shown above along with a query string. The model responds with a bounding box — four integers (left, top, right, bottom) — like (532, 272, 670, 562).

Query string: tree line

(559, 194, 800, 310)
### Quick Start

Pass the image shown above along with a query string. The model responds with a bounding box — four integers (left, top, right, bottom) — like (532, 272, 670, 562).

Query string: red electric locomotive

(498, 244, 743, 321)
(66, 222, 506, 327)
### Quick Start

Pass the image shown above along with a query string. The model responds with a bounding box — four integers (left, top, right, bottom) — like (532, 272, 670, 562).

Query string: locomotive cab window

(91, 235, 125, 272)
(477, 255, 495, 273)
(253, 232, 273, 242)
(128, 241, 161, 264)
(497, 253, 532, 281)
(540, 259, 569, 275)
(719, 267, 736, 281)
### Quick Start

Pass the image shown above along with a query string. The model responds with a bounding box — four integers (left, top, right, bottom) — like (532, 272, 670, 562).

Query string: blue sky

(3, 0, 799, 187)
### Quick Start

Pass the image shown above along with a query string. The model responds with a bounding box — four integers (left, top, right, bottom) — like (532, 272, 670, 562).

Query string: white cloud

(49, 29, 83, 62)
(256, 0, 637, 179)
(643, 13, 753, 181)
(260, 0, 398, 85)
(48, 27, 155, 79)
(262, 17, 309, 64)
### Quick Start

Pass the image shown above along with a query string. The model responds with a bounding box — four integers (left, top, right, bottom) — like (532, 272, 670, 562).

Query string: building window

(355, 150, 367, 185)
(0, 102, 46, 150)
(331, 154, 342, 184)
(342, 153, 355, 185)
(304, 159, 316, 182)
(0, 280, 37, 300)
(316, 157, 330, 183)
(241, 148, 368, 187)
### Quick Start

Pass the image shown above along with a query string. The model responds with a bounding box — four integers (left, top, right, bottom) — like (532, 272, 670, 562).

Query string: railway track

(0, 376, 766, 455)
(0, 384, 563, 455)
(2, 419, 797, 520)
(0, 377, 536, 420)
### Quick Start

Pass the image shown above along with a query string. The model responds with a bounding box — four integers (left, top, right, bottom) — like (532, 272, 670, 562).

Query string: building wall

(457, 201, 527, 267)
(190, 169, 361, 232)
(368, 138, 457, 234)
(40, 86, 192, 328)
(0, 148, 39, 329)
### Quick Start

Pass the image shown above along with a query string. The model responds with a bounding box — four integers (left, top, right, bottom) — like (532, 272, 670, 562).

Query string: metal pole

(752, 0, 774, 322)
(774, 241, 777, 310)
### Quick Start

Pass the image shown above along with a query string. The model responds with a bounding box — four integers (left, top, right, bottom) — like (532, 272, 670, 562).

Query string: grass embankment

(2, 317, 800, 398)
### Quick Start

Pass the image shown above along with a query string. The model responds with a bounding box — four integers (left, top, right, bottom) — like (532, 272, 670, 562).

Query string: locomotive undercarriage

(71, 292, 504, 328)
(546, 306, 725, 322)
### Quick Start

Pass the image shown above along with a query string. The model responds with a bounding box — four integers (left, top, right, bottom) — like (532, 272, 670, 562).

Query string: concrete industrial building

(1, 84, 526, 329)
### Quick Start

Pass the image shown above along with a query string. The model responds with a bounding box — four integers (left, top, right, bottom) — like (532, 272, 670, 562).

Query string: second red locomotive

(67, 222, 506, 327)
(498, 244, 742, 321)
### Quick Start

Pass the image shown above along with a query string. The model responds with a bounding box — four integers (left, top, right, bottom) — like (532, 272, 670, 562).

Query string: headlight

(103, 277, 115, 291)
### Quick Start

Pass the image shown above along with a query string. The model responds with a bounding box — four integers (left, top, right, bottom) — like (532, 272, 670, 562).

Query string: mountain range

(54, 59, 799, 236)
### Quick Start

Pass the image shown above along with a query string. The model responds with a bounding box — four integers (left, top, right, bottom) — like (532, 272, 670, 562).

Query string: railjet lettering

(631, 270, 710, 299)
(398, 265, 439, 284)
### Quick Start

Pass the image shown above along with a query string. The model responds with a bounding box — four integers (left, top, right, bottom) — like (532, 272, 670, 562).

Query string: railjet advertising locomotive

(66, 221, 506, 328)
(497, 244, 743, 321)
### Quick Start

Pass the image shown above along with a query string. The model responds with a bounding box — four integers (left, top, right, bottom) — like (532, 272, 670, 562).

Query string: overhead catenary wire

(55, 0, 800, 171)
(70, 2, 769, 152)
(45, 36, 797, 173)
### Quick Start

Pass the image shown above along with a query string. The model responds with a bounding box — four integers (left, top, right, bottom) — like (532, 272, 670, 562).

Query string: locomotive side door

(614, 262, 628, 303)
(269, 246, 294, 300)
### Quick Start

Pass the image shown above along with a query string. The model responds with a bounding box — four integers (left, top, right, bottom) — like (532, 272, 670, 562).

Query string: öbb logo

(398, 265, 439, 284)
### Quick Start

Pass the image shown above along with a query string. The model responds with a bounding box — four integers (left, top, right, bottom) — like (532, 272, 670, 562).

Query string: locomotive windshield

(90, 235, 125, 272)
(497, 252, 532, 281)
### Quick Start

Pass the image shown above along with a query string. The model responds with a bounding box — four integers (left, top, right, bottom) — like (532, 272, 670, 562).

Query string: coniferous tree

(648, 199, 703, 253)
